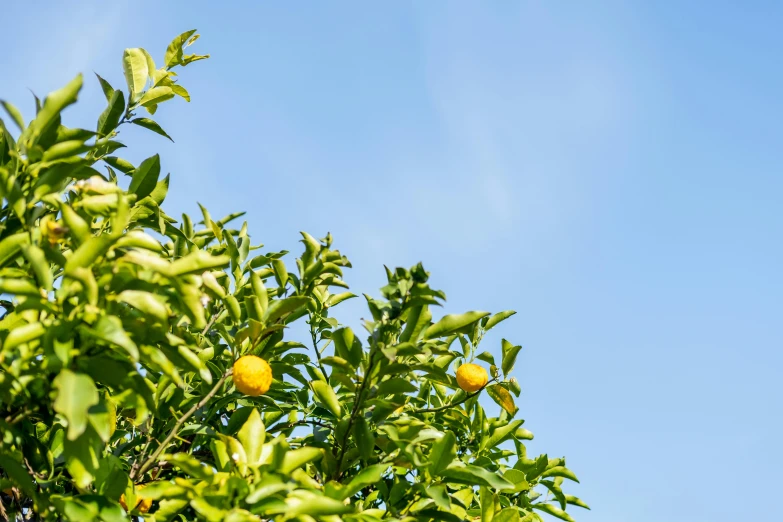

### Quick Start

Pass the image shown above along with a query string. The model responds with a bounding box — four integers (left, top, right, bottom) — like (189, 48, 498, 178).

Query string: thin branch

(308, 315, 329, 381)
(201, 311, 219, 336)
(334, 350, 378, 479)
(3, 406, 33, 425)
(266, 419, 331, 434)
(409, 380, 496, 414)
(131, 369, 232, 481)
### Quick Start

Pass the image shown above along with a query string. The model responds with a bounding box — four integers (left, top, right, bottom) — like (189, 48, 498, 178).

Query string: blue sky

(2, 2, 782, 521)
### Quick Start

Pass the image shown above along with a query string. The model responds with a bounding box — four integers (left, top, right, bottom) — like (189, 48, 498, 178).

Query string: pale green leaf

(238, 408, 265, 465)
(429, 431, 456, 475)
(310, 380, 342, 418)
(122, 48, 148, 101)
(53, 370, 99, 440)
(424, 311, 490, 339)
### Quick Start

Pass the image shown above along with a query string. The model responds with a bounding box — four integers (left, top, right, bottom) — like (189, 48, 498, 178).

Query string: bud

(509, 377, 521, 397)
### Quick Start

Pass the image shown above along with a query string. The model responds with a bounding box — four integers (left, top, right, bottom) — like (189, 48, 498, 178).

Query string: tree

(0, 30, 588, 522)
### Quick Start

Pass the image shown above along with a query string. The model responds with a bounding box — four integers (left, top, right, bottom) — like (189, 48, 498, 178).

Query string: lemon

(456, 363, 488, 393)
(120, 484, 152, 513)
(232, 355, 273, 396)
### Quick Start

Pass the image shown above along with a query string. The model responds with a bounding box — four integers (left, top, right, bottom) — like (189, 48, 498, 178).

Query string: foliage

(0, 30, 588, 522)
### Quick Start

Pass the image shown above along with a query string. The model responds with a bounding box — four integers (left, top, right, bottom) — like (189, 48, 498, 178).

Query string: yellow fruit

(119, 484, 152, 513)
(232, 355, 273, 396)
(456, 363, 489, 393)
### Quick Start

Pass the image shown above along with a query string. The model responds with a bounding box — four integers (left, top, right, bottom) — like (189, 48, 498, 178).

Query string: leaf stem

(131, 369, 232, 481)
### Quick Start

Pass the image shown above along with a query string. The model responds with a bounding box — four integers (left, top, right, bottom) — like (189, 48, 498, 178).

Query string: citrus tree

(0, 31, 589, 522)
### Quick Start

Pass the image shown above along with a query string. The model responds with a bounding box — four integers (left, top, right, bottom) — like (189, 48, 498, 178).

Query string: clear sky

(2, 2, 782, 521)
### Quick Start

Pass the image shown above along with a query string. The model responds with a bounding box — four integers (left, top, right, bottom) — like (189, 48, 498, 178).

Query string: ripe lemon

(456, 363, 488, 393)
(233, 355, 273, 396)
(120, 484, 152, 513)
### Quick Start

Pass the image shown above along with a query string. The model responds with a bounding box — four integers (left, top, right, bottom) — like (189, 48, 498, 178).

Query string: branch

(334, 350, 378, 479)
(267, 419, 331, 434)
(131, 369, 232, 481)
(409, 380, 496, 414)
(201, 311, 220, 336)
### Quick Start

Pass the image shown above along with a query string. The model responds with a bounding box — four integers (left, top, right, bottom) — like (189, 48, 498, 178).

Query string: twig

(309, 315, 329, 381)
(201, 312, 219, 336)
(131, 369, 232, 481)
(409, 380, 496, 414)
(334, 350, 378, 479)
(267, 419, 331, 434)
(3, 407, 33, 425)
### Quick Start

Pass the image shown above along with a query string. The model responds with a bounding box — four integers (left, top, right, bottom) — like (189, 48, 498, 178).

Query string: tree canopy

(0, 30, 587, 522)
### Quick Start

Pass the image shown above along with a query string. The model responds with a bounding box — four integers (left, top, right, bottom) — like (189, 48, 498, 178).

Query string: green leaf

(279, 447, 323, 474)
(0, 232, 29, 266)
(565, 495, 590, 510)
(541, 466, 579, 483)
(399, 305, 431, 343)
(3, 321, 45, 351)
(129, 154, 161, 200)
(484, 310, 516, 331)
(428, 431, 456, 475)
(494, 508, 521, 522)
(272, 258, 288, 288)
(94, 72, 115, 101)
(86, 315, 139, 360)
(40, 139, 92, 162)
(501, 339, 523, 377)
(263, 296, 310, 324)
(97, 89, 125, 136)
(165, 29, 198, 68)
(169, 250, 230, 276)
(139, 86, 175, 109)
(341, 464, 388, 499)
(1, 100, 25, 131)
(532, 503, 575, 522)
(191, 498, 227, 520)
(53, 370, 99, 440)
(28, 74, 82, 143)
(425, 484, 451, 510)
(324, 291, 356, 308)
(103, 156, 134, 174)
(515, 427, 534, 440)
(332, 327, 362, 368)
(0, 455, 35, 497)
(237, 408, 265, 465)
(441, 463, 514, 490)
(376, 377, 417, 396)
(310, 380, 342, 418)
(486, 384, 518, 416)
(63, 427, 102, 489)
(353, 415, 375, 462)
(424, 311, 490, 339)
(123, 48, 148, 101)
(131, 117, 174, 141)
(177, 345, 212, 384)
(117, 290, 168, 322)
(483, 419, 523, 451)
(141, 48, 156, 77)
(502, 469, 530, 492)
(87, 399, 114, 443)
(284, 490, 352, 517)
(480, 486, 497, 522)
